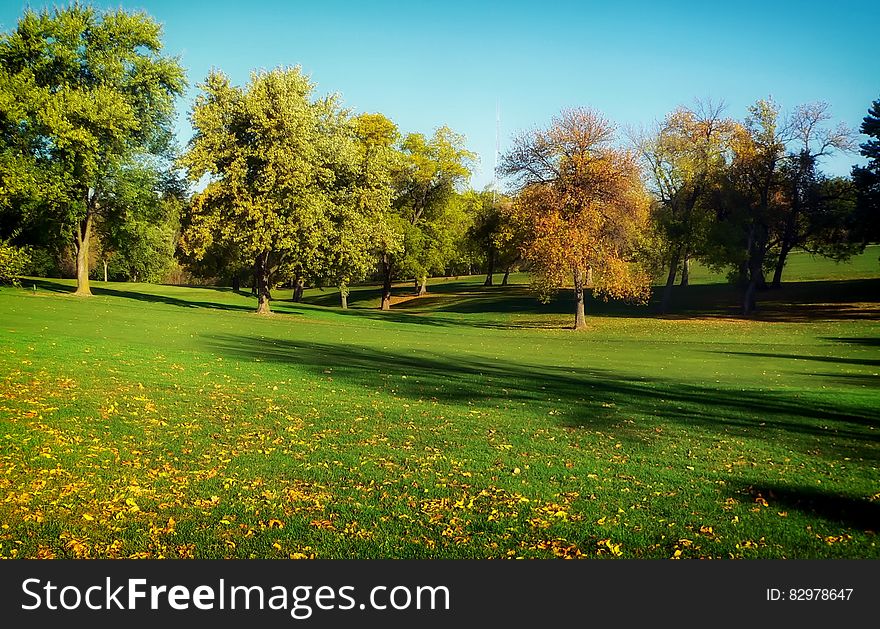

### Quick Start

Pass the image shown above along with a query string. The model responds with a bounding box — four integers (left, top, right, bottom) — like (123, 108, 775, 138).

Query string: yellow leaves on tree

(501, 108, 652, 329)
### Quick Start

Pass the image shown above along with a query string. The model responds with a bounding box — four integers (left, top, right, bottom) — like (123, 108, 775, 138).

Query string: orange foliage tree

(500, 108, 652, 329)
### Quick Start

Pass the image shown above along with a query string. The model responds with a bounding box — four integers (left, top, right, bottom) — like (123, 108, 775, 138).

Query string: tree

(462, 188, 520, 286)
(391, 127, 475, 299)
(0, 5, 186, 295)
(769, 102, 855, 287)
(500, 108, 652, 330)
(180, 67, 355, 314)
(636, 101, 736, 312)
(98, 162, 184, 282)
(347, 113, 401, 310)
(852, 97, 880, 245)
(715, 99, 788, 314)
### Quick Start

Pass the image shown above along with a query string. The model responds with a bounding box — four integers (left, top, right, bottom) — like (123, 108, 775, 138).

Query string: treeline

(1, 6, 877, 326)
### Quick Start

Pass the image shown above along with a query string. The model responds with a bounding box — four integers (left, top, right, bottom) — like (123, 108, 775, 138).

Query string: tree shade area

(0, 4, 877, 560)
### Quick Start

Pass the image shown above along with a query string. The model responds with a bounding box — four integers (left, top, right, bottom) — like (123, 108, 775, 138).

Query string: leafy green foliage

(0, 240, 29, 285)
(393, 127, 475, 289)
(852, 98, 880, 244)
(0, 4, 186, 293)
(180, 67, 357, 312)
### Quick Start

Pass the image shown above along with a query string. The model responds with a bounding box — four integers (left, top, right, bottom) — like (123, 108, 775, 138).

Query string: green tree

(391, 127, 475, 299)
(715, 99, 788, 315)
(852, 97, 880, 245)
(769, 102, 855, 287)
(346, 113, 404, 310)
(462, 188, 519, 286)
(180, 67, 355, 314)
(0, 5, 186, 295)
(98, 162, 184, 282)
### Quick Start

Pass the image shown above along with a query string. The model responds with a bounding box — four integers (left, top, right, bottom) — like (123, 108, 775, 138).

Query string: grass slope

(0, 248, 878, 559)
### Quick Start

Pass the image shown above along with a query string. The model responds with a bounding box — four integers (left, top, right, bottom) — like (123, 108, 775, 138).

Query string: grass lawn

(0, 247, 878, 559)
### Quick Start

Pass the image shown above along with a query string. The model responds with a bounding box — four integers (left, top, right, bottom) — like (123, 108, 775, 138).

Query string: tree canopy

(0, 4, 186, 294)
(180, 67, 357, 314)
(501, 108, 652, 329)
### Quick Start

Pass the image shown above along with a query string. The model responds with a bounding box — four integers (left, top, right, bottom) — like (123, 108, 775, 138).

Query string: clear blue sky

(2, 1, 876, 189)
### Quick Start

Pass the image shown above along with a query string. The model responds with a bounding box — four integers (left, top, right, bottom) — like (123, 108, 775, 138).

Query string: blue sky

(2, 1, 876, 189)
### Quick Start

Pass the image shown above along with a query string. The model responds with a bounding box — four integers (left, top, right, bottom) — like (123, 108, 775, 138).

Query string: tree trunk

(103, 259, 108, 283)
(418, 275, 427, 296)
(679, 252, 690, 287)
(660, 248, 681, 315)
(743, 276, 757, 316)
(380, 254, 392, 310)
(232, 275, 241, 292)
(573, 266, 587, 330)
(251, 261, 258, 296)
(501, 266, 511, 286)
(340, 284, 348, 309)
(484, 249, 495, 286)
(255, 252, 272, 315)
(771, 244, 792, 289)
(742, 224, 767, 315)
(73, 213, 93, 296)
(292, 274, 304, 302)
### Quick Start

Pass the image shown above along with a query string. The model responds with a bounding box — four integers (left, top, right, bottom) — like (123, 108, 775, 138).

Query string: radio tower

(493, 100, 501, 204)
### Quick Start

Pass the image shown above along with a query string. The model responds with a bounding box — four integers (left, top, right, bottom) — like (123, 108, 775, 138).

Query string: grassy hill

(0, 247, 877, 558)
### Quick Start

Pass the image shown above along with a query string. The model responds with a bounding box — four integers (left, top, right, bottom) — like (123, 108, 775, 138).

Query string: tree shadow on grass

(307, 277, 880, 329)
(719, 351, 880, 368)
(202, 334, 880, 462)
(824, 337, 880, 348)
(732, 482, 880, 532)
(30, 278, 306, 315)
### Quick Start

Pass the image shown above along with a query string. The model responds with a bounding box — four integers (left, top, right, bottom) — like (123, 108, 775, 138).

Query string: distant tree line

(1, 6, 877, 327)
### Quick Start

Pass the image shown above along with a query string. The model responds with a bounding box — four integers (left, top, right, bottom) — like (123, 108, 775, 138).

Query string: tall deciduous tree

(636, 101, 736, 312)
(180, 67, 355, 314)
(392, 127, 475, 299)
(462, 188, 519, 286)
(350, 113, 402, 310)
(769, 102, 855, 287)
(0, 5, 186, 295)
(717, 99, 788, 314)
(501, 108, 652, 330)
(98, 162, 184, 282)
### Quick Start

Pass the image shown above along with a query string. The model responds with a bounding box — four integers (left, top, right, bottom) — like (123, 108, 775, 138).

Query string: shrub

(0, 241, 31, 285)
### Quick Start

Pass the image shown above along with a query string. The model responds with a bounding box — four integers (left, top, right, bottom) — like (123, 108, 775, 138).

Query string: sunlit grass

(0, 248, 877, 558)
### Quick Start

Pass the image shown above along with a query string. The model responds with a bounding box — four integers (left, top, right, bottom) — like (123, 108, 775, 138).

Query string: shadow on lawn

(307, 278, 880, 329)
(733, 482, 880, 532)
(824, 337, 880, 348)
(720, 351, 880, 368)
(203, 334, 880, 462)
(30, 278, 301, 314)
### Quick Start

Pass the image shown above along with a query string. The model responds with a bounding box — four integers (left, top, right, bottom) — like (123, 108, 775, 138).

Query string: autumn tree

(500, 108, 652, 330)
(0, 5, 186, 295)
(635, 101, 736, 312)
(180, 67, 356, 314)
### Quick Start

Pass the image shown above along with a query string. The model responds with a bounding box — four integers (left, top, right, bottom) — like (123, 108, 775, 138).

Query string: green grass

(0, 248, 878, 559)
